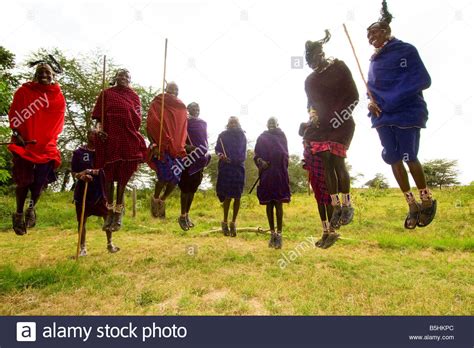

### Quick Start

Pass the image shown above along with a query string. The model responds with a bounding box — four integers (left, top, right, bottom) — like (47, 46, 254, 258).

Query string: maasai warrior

(305, 30, 359, 242)
(177, 102, 211, 231)
(92, 69, 147, 232)
(215, 116, 247, 237)
(8, 56, 65, 235)
(366, 0, 436, 229)
(254, 117, 291, 249)
(146, 81, 188, 219)
(299, 115, 335, 249)
(71, 129, 119, 256)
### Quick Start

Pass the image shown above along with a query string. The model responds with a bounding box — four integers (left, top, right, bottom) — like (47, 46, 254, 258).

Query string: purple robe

(305, 59, 358, 147)
(254, 128, 291, 204)
(71, 146, 105, 204)
(215, 128, 246, 201)
(185, 117, 211, 175)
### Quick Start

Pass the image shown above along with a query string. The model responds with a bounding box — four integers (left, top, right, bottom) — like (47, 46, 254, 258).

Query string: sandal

(12, 212, 27, 236)
(25, 207, 36, 228)
(321, 232, 340, 249)
(107, 243, 120, 253)
(102, 209, 114, 232)
(178, 216, 189, 231)
(268, 231, 276, 248)
(274, 232, 283, 249)
(229, 222, 237, 237)
(417, 200, 437, 228)
(340, 205, 354, 225)
(404, 202, 421, 230)
(186, 216, 195, 228)
(221, 222, 230, 236)
(315, 233, 329, 248)
(330, 205, 342, 229)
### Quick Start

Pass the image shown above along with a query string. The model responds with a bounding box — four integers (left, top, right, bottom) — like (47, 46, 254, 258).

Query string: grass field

(0, 186, 473, 315)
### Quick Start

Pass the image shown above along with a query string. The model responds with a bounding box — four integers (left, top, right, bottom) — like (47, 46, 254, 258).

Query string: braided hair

(28, 54, 63, 82)
(28, 54, 63, 73)
(367, 0, 394, 31)
(304, 30, 331, 66)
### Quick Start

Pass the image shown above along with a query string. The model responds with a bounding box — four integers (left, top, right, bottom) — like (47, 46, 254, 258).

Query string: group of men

(6, 0, 437, 253)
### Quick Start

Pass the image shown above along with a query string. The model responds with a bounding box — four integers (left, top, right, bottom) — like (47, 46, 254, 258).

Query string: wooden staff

(76, 181, 89, 260)
(219, 137, 227, 158)
(342, 24, 377, 106)
(0, 140, 37, 146)
(101, 55, 107, 127)
(157, 38, 168, 158)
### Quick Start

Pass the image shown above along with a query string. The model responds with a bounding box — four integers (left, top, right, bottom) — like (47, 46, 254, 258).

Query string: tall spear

(101, 55, 107, 127)
(157, 39, 168, 159)
(342, 24, 379, 116)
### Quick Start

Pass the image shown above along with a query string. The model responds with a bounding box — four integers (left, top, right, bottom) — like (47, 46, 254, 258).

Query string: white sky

(1, 0, 472, 186)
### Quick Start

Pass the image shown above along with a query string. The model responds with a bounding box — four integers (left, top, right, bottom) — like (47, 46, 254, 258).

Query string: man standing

(92, 69, 147, 233)
(367, 0, 436, 229)
(254, 117, 291, 249)
(147, 82, 188, 219)
(8, 57, 65, 235)
(177, 102, 210, 230)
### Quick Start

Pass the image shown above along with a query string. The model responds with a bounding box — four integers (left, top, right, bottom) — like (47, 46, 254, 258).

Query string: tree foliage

(365, 173, 389, 189)
(422, 159, 459, 189)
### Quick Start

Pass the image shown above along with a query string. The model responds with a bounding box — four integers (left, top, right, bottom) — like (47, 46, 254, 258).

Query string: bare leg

(116, 184, 126, 205)
(154, 181, 166, 199)
(223, 198, 231, 222)
(319, 151, 338, 194)
(275, 202, 283, 232)
(180, 192, 188, 216)
(232, 198, 241, 223)
(266, 201, 275, 231)
(334, 156, 350, 194)
(15, 186, 29, 214)
(391, 160, 411, 192)
(161, 183, 176, 201)
(105, 182, 114, 203)
(186, 192, 195, 214)
(406, 160, 428, 189)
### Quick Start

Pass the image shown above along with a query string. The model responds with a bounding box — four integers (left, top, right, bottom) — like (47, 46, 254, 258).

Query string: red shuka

(92, 86, 147, 169)
(146, 93, 188, 159)
(8, 82, 66, 168)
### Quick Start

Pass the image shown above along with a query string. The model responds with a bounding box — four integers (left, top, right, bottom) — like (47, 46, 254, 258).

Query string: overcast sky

(1, 0, 472, 186)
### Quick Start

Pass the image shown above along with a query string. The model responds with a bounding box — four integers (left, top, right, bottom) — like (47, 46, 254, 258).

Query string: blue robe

(254, 128, 291, 204)
(215, 128, 247, 201)
(368, 38, 431, 128)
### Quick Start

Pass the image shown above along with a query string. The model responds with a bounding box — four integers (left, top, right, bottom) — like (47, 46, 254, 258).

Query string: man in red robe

(146, 82, 188, 219)
(92, 69, 147, 233)
(8, 59, 65, 235)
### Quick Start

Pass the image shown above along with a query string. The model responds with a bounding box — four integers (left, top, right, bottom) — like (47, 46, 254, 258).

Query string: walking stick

(76, 181, 89, 261)
(248, 172, 261, 194)
(101, 55, 106, 127)
(0, 140, 37, 146)
(342, 24, 378, 108)
(219, 138, 227, 158)
(157, 38, 168, 159)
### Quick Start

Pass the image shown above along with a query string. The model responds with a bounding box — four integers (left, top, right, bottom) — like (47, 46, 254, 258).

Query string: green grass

(0, 187, 473, 315)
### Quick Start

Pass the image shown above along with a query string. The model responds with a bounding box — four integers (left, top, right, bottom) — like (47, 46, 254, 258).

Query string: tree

(422, 159, 460, 189)
(365, 173, 389, 189)
(0, 46, 19, 189)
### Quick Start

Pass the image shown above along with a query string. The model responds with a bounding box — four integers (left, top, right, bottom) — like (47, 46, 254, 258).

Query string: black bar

(3, 316, 472, 347)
